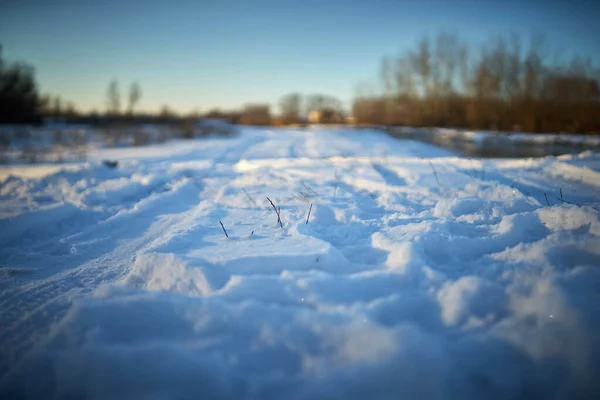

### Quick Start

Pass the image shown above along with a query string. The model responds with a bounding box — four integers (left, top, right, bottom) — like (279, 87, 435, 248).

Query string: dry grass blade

(266, 197, 283, 228)
(548, 189, 599, 211)
(428, 161, 440, 188)
(306, 203, 313, 225)
(333, 169, 339, 198)
(558, 188, 565, 204)
(266, 197, 279, 221)
(301, 181, 319, 197)
(294, 190, 313, 202)
(219, 220, 229, 238)
(243, 188, 257, 207)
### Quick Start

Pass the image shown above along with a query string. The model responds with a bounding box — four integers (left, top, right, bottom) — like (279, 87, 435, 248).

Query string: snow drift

(0, 127, 599, 399)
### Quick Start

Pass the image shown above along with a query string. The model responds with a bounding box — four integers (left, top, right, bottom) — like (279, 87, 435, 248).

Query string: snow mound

(1, 127, 599, 399)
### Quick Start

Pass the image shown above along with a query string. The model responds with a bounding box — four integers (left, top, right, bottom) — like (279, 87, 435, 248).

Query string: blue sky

(1, 0, 599, 113)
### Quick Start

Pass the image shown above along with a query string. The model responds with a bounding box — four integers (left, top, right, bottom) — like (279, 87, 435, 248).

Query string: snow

(426, 127, 600, 147)
(387, 126, 600, 159)
(1, 127, 599, 399)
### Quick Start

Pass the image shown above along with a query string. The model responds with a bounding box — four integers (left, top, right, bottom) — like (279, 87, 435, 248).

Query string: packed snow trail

(1, 127, 599, 399)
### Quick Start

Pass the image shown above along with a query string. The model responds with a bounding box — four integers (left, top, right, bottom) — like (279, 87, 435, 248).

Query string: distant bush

(180, 118, 196, 139)
(196, 119, 237, 136)
(204, 109, 242, 125)
(178, 118, 237, 138)
(132, 129, 150, 146)
(99, 123, 131, 147)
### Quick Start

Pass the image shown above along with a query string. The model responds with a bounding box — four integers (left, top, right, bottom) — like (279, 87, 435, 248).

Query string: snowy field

(1, 127, 599, 399)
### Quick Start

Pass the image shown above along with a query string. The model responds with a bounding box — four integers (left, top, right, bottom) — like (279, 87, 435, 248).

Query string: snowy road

(1, 127, 600, 399)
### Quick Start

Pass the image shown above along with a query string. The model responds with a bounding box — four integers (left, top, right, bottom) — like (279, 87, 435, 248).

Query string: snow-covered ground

(435, 128, 600, 147)
(390, 126, 600, 148)
(1, 127, 599, 399)
(387, 126, 600, 158)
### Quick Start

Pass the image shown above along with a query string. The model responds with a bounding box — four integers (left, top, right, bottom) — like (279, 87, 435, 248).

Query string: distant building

(308, 110, 321, 124)
(308, 109, 344, 124)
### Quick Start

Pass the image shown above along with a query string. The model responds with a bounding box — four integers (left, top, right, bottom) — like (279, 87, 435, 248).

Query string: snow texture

(1, 127, 599, 399)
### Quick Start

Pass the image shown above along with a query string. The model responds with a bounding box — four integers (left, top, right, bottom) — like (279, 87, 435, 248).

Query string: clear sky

(1, 0, 599, 114)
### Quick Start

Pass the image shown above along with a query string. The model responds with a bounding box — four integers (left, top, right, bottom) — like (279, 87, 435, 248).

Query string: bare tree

(64, 102, 78, 119)
(432, 32, 464, 96)
(410, 36, 432, 96)
(380, 56, 395, 94)
(128, 82, 141, 116)
(160, 105, 175, 119)
(306, 94, 325, 115)
(306, 94, 342, 113)
(106, 79, 121, 116)
(395, 54, 417, 97)
(279, 93, 302, 124)
(52, 96, 63, 118)
(353, 30, 600, 133)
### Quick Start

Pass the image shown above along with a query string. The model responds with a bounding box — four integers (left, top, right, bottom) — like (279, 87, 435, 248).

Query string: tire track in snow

(0, 178, 207, 379)
(297, 164, 392, 266)
(371, 163, 407, 187)
(0, 132, 272, 378)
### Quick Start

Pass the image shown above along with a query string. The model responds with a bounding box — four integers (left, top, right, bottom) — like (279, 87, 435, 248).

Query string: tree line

(2, 33, 599, 134)
(0, 45, 40, 124)
(0, 42, 346, 127)
(353, 32, 600, 133)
